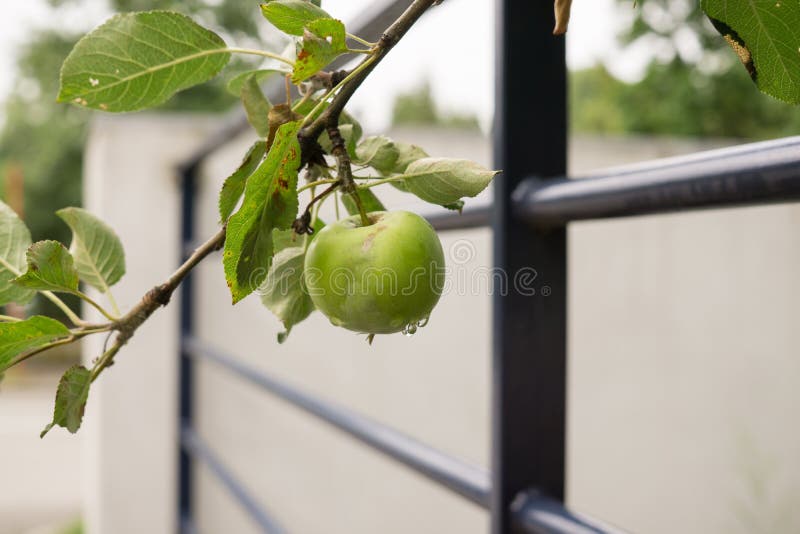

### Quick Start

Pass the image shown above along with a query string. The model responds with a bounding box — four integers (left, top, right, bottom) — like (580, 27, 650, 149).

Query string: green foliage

(570, 61, 800, 139)
(399, 158, 499, 207)
(260, 246, 315, 343)
(240, 76, 272, 137)
(58, 11, 231, 112)
(226, 69, 285, 96)
(342, 189, 385, 216)
(702, 0, 800, 104)
(57, 208, 126, 294)
(0, 316, 71, 373)
(14, 241, 80, 294)
(260, 0, 331, 35)
(355, 136, 400, 173)
(40, 364, 91, 437)
(219, 141, 267, 222)
(292, 18, 348, 83)
(223, 122, 302, 303)
(0, 201, 36, 305)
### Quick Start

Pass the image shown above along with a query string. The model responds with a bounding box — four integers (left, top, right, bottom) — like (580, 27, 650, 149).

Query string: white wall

(83, 117, 800, 534)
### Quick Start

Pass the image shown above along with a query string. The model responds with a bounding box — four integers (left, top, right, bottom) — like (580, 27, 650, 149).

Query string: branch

(299, 0, 439, 143)
(327, 125, 369, 226)
(113, 226, 226, 343)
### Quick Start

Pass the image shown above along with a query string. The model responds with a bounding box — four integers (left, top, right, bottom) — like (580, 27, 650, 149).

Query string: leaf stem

(227, 47, 295, 67)
(105, 290, 121, 317)
(75, 291, 119, 322)
(297, 178, 338, 194)
(0, 314, 22, 322)
(357, 176, 406, 189)
(90, 342, 122, 383)
(346, 33, 376, 48)
(41, 291, 85, 326)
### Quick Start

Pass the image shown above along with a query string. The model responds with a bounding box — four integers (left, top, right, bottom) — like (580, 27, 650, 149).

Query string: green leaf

(354, 136, 400, 174)
(260, 246, 315, 343)
(14, 241, 80, 294)
(342, 189, 385, 216)
(57, 208, 126, 294)
(0, 201, 35, 306)
(0, 316, 71, 374)
(702, 0, 800, 103)
(241, 76, 272, 138)
(58, 11, 231, 112)
(292, 18, 348, 83)
(260, 0, 331, 35)
(224, 122, 302, 303)
(400, 158, 500, 206)
(226, 69, 285, 96)
(393, 142, 429, 173)
(41, 365, 91, 438)
(219, 141, 267, 222)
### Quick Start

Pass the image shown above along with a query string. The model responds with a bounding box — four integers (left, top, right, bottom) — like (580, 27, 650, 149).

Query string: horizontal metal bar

(179, 0, 414, 171)
(513, 136, 800, 227)
(425, 205, 490, 231)
(181, 425, 286, 534)
(184, 337, 491, 508)
(511, 490, 627, 534)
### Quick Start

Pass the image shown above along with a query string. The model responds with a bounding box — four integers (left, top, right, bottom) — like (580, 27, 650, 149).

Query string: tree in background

(391, 80, 480, 130)
(570, 0, 800, 139)
(0, 0, 267, 318)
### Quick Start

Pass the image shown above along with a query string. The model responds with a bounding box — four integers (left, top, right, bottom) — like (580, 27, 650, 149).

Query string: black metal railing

(174, 1, 800, 533)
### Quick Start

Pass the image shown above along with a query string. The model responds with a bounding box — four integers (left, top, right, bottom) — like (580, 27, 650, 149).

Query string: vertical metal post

(492, 1, 568, 532)
(178, 163, 197, 532)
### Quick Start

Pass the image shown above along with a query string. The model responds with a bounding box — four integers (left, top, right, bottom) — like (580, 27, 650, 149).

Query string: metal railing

(174, 1, 800, 533)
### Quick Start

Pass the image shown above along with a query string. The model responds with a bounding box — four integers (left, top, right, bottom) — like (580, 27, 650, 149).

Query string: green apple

(304, 210, 445, 334)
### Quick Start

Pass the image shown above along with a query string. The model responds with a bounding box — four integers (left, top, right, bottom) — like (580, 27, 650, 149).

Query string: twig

(327, 125, 369, 226)
(299, 0, 439, 143)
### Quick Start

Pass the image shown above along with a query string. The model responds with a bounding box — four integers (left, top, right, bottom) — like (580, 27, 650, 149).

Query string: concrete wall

(83, 116, 800, 533)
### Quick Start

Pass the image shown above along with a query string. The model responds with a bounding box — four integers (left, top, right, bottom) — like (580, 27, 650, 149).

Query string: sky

(0, 0, 648, 132)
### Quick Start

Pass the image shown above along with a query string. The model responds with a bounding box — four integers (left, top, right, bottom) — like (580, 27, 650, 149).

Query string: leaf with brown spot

(223, 122, 302, 303)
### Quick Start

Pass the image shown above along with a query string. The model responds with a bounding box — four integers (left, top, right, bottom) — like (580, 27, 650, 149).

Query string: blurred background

(1, 1, 799, 533)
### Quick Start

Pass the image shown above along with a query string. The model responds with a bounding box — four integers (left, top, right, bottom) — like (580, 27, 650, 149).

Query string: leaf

(354, 136, 400, 174)
(224, 122, 302, 304)
(57, 208, 126, 293)
(701, 0, 800, 103)
(219, 141, 267, 222)
(0, 316, 71, 373)
(41, 365, 91, 438)
(553, 0, 573, 35)
(260, 0, 331, 35)
(14, 241, 80, 294)
(393, 142, 429, 174)
(267, 104, 301, 150)
(0, 201, 35, 306)
(400, 158, 500, 206)
(292, 18, 348, 83)
(226, 69, 285, 96)
(241, 76, 272, 138)
(260, 246, 315, 343)
(58, 11, 231, 112)
(342, 189, 385, 216)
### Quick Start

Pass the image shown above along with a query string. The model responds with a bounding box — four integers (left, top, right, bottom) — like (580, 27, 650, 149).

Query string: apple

(304, 210, 445, 334)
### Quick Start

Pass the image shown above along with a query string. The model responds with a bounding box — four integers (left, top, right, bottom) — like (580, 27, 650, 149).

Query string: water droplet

(417, 316, 429, 328)
(402, 323, 418, 336)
